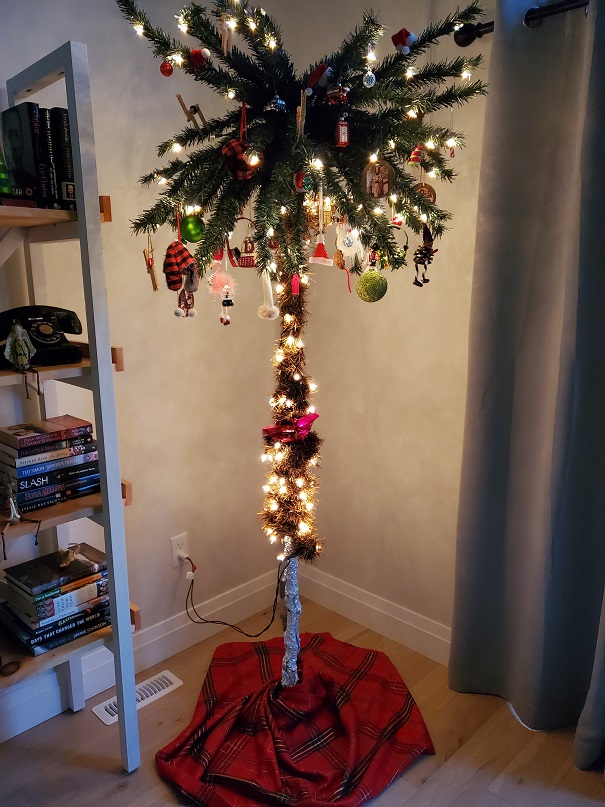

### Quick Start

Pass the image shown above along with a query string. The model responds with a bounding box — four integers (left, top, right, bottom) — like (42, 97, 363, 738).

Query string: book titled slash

(3, 542, 106, 597)
(0, 415, 92, 450)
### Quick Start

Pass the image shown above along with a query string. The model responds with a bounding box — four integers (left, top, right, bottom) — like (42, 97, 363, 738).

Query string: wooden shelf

(0, 600, 140, 690)
(0, 344, 124, 388)
(0, 196, 111, 231)
(0, 207, 77, 229)
(0, 481, 132, 540)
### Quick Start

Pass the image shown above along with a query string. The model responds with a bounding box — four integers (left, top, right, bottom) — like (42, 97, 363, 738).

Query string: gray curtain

(448, 0, 605, 771)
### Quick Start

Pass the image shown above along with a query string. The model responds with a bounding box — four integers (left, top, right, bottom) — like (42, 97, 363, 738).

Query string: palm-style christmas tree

(116, 0, 486, 685)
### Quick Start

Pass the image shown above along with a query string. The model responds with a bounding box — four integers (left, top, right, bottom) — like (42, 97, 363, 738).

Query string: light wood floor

(0, 599, 603, 807)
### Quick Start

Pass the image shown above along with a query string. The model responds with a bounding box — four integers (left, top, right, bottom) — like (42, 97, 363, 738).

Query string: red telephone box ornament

(336, 117, 349, 148)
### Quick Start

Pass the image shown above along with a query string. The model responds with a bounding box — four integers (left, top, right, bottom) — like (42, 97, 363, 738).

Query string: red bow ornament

(262, 413, 319, 443)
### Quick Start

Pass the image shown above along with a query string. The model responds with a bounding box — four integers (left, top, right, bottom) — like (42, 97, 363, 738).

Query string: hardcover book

(0, 450, 99, 478)
(0, 600, 110, 653)
(4, 592, 110, 632)
(49, 107, 76, 211)
(3, 542, 106, 596)
(38, 107, 60, 209)
(0, 577, 109, 622)
(0, 415, 93, 450)
(5, 570, 107, 605)
(1, 103, 38, 202)
(1, 599, 110, 643)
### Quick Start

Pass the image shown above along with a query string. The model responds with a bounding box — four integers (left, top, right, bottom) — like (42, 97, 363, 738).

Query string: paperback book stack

(0, 415, 100, 514)
(0, 542, 110, 656)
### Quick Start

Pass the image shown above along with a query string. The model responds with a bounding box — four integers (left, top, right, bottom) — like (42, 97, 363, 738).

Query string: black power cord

(183, 556, 291, 638)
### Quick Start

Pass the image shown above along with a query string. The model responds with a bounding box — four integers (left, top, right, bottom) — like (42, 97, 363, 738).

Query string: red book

(0, 414, 92, 450)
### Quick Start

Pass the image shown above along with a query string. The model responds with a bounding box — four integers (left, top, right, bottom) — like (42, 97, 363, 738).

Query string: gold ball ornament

(356, 270, 388, 302)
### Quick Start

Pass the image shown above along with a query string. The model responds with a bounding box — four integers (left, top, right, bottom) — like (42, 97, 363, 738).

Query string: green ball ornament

(356, 270, 388, 302)
(180, 214, 206, 243)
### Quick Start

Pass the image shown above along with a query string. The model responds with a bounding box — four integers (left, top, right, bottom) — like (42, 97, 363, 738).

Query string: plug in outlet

(170, 533, 189, 568)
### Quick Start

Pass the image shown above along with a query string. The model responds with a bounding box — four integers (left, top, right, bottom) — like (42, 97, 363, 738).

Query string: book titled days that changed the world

(3, 542, 106, 597)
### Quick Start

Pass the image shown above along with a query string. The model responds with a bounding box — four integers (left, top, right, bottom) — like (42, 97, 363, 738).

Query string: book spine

(26, 102, 50, 208)
(1, 105, 37, 201)
(65, 479, 101, 500)
(5, 559, 107, 596)
(50, 107, 76, 211)
(1, 433, 94, 459)
(12, 461, 100, 492)
(16, 492, 65, 513)
(2, 577, 109, 620)
(16, 483, 65, 504)
(22, 570, 108, 604)
(38, 107, 59, 209)
(32, 617, 111, 655)
(11, 442, 98, 468)
(0, 428, 65, 451)
(9, 594, 110, 631)
(0, 451, 99, 478)
(19, 605, 111, 645)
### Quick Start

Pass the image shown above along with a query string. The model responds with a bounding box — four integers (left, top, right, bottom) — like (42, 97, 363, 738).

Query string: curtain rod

(454, 0, 589, 46)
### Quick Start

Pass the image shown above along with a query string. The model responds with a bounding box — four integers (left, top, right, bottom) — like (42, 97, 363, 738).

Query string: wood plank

(489, 727, 605, 807)
(0, 207, 76, 228)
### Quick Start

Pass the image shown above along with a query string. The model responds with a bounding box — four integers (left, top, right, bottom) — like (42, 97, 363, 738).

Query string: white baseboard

(0, 568, 450, 742)
(298, 565, 451, 665)
(0, 570, 276, 742)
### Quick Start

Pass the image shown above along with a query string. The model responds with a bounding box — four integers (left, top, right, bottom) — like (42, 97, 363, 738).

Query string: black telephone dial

(0, 305, 83, 368)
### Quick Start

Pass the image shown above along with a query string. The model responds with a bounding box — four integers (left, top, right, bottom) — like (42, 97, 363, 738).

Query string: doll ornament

(4, 320, 36, 371)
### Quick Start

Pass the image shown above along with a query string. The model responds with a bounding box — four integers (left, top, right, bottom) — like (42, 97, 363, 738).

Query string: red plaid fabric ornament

(163, 240, 198, 290)
(222, 104, 261, 181)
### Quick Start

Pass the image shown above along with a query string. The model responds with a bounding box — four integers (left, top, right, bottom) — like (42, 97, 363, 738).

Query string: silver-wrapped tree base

(281, 545, 301, 687)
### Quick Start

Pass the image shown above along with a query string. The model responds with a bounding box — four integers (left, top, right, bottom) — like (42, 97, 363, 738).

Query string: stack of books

(0, 102, 75, 210)
(0, 415, 100, 514)
(0, 542, 110, 656)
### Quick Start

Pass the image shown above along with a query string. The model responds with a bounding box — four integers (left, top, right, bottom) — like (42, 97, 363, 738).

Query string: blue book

(0, 450, 99, 478)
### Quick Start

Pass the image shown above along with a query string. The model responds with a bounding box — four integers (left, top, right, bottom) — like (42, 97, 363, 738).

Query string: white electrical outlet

(170, 533, 189, 567)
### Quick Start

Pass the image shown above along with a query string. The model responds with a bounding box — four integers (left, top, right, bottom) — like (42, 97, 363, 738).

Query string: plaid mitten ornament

(163, 240, 199, 316)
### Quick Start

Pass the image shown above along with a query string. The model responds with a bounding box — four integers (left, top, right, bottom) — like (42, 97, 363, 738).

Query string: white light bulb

(279, 485, 287, 494)
(270, 500, 278, 511)
(300, 491, 308, 501)
(268, 38, 277, 49)
(389, 139, 396, 150)
(428, 170, 437, 178)
(311, 158, 324, 170)
(263, 485, 270, 492)
(306, 502, 314, 511)
(276, 552, 285, 561)
(261, 454, 268, 462)
(294, 373, 301, 381)
(310, 458, 318, 466)
(406, 108, 418, 118)
(248, 18, 257, 30)
(134, 23, 144, 36)
(309, 382, 317, 391)
(275, 352, 284, 362)
(279, 396, 286, 405)
(421, 213, 428, 222)
(286, 335, 295, 346)
(352, 228, 359, 238)
(286, 400, 293, 407)
(299, 521, 310, 534)
(269, 261, 277, 271)
(280, 206, 287, 214)
(270, 475, 278, 483)
(227, 18, 237, 30)
(369, 152, 378, 163)
(373, 206, 383, 215)
(158, 177, 168, 185)
(308, 406, 316, 414)
(405, 67, 415, 79)
(425, 139, 436, 150)
(275, 451, 284, 461)
(172, 143, 183, 153)
(270, 535, 277, 544)
(227, 89, 236, 100)
(172, 54, 184, 65)
(300, 274, 309, 285)
(461, 70, 472, 80)
(389, 193, 397, 203)
(296, 478, 304, 487)
(267, 227, 275, 237)
(284, 314, 293, 323)
(297, 339, 304, 348)
(248, 153, 260, 166)
(446, 138, 456, 148)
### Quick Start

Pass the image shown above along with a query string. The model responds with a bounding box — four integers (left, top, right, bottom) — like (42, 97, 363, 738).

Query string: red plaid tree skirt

(156, 633, 434, 806)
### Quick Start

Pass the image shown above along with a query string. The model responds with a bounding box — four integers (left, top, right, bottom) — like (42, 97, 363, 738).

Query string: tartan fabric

(222, 138, 255, 180)
(163, 241, 198, 291)
(156, 632, 434, 807)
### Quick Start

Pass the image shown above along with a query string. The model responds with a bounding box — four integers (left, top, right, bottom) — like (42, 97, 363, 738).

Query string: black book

(4, 542, 106, 597)
(38, 107, 60, 210)
(0, 602, 111, 656)
(15, 473, 100, 505)
(1, 103, 38, 202)
(1, 599, 111, 645)
(49, 107, 76, 211)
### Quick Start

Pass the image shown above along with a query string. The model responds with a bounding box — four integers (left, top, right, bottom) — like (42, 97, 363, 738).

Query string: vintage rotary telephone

(0, 305, 83, 369)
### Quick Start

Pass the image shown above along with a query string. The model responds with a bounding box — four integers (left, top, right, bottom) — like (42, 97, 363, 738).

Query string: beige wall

(0, 0, 493, 637)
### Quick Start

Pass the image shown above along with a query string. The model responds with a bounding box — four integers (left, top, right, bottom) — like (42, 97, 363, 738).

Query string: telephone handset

(0, 305, 83, 368)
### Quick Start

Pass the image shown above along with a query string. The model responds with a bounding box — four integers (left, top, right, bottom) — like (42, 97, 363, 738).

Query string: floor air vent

(92, 670, 183, 725)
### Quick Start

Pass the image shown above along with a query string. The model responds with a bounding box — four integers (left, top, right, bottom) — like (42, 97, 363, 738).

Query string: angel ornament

(4, 320, 36, 371)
